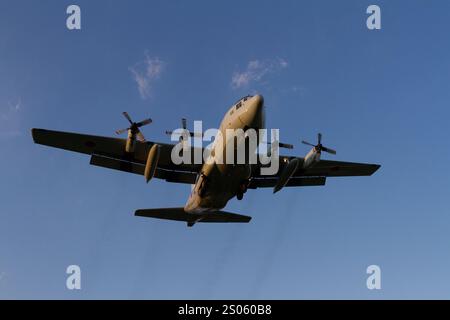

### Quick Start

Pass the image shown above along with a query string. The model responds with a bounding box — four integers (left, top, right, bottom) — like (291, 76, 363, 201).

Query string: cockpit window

(233, 95, 253, 106)
(236, 101, 242, 109)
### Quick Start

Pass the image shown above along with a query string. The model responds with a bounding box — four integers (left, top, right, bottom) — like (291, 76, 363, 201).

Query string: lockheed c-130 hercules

(31, 94, 380, 227)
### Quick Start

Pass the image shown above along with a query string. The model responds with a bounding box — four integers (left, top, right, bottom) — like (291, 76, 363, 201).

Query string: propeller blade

(301, 140, 315, 147)
(136, 131, 146, 142)
(302, 134, 336, 155)
(122, 112, 133, 124)
(321, 146, 336, 155)
(180, 129, 192, 140)
(137, 118, 152, 127)
(115, 128, 129, 135)
(165, 130, 193, 138)
(262, 140, 293, 149)
(181, 118, 187, 130)
(279, 142, 294, 149)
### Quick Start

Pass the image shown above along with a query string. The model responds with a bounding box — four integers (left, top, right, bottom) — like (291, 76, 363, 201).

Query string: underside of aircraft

(31, 94, 380, 227)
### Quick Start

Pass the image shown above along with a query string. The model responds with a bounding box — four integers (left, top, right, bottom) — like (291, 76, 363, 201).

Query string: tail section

(135, 207, 251, 227)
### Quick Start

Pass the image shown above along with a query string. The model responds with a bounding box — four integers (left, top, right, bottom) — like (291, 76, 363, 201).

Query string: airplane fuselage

(184, 95, 265, 214)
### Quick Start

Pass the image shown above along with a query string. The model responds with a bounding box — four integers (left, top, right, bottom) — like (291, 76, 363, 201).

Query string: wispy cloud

(129, 53, 165, 99)
(289, 85, 307, 96)
(1, 98, 21, 120)
(231, 58, 288, 89)
(0, 98, 22, 138)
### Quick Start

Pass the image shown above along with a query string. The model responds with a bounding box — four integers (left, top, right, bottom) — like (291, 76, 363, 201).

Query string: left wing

(248, 176, 326, 189)
(31, 128, 202, 184)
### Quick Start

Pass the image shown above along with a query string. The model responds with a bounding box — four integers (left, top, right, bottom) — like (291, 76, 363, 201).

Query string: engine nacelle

(273, 158, 300, 193)
(303, 148, 320, 169)
(144, 144, 160, 183)
(125, 129, 135, 153)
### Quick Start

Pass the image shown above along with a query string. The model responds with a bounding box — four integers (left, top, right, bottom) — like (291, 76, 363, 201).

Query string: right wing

(31, 128, 202, 184)
(89, 154, 198, 184)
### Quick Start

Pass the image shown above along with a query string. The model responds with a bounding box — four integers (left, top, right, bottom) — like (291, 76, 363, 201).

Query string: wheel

(240, 182, 248, 194)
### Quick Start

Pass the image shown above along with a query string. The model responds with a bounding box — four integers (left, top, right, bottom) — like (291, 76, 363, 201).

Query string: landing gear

(236, 181, 248, 201)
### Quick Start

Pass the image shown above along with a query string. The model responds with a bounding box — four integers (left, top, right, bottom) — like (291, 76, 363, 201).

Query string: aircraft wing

(31, 128, 202, 184)
(300, 159, 381, 177)
(32, 129, 380, 187)
(248, 176, 326, 189)
(249, 157, 380, 188)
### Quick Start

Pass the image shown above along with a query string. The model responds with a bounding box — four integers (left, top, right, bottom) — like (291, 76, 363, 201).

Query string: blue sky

(1, 0, 450, 299)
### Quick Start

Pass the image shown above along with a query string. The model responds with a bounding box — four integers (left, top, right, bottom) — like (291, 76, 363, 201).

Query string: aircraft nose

(252, 94, 264, 108)
(250, 95, 264, 123)
(240, 94, 265, 129)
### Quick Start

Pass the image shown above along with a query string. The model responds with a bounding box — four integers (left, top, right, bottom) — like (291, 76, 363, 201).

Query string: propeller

(264, 141, 294, 150)
(263, 140, 294, 157)
(261, 129, 294, 151)
(301, 133, 336, 155)
(165, 118, 202, 141)
(115, 112, 152, 142)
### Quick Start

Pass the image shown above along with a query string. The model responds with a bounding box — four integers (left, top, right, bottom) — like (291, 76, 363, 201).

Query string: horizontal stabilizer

(135, 207, 251, 227)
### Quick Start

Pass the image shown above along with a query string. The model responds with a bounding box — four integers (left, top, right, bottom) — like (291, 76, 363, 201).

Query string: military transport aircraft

(31, 94, 380, 227)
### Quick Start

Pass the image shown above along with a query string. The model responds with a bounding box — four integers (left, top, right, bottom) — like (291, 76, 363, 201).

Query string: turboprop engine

(301, 133, 336, 168)
(273, 133, 336, 194)
(115, 112, 152, 153)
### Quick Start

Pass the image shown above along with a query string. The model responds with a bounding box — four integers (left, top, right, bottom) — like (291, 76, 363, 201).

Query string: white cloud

(1, 98, 21, 120)
(0, 98, 22, 138)
(290, 85, 307, 96)
(278, 58, 289, 68)
(231, 58, 288, 89)
(129, 54, 165, 99)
